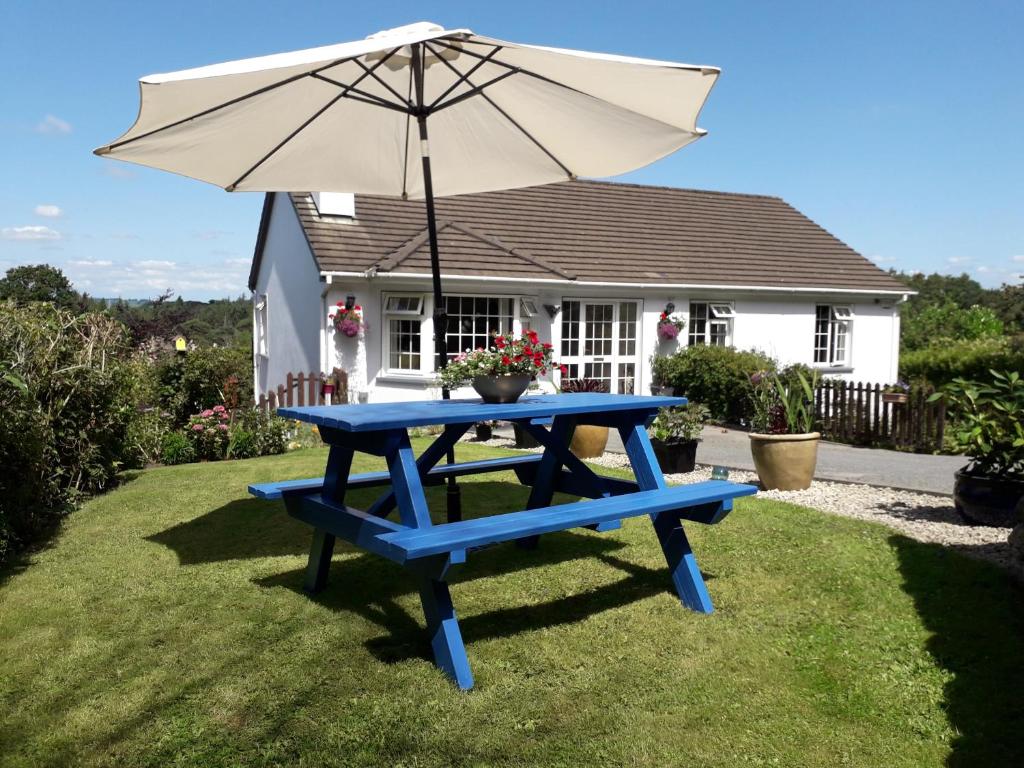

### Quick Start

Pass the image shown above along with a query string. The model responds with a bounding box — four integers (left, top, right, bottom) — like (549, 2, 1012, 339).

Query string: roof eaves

(247, 192, 275, 291)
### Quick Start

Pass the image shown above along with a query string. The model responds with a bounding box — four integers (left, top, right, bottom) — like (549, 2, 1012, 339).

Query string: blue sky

(1, 0, 1021, 299)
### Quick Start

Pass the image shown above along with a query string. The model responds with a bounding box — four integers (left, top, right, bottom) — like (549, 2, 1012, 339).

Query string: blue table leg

(619, 421, 715, 613)
(418, 577, 474, 690)
(516, 415, 574, 550)
(301, 444, 353, 594)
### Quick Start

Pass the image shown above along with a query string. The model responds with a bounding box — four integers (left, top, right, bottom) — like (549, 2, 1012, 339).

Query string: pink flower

(217, 424, 228, 431)
(213, 405, 226, 413)
(200, 409, 214, 418)
(191, 424, 204, 432)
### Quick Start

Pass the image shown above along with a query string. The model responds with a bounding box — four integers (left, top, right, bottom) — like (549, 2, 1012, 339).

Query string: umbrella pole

(414, 52, 460, 523)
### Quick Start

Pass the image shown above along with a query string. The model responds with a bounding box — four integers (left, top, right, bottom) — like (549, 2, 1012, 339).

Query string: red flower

(514, 355, 523, 362)
(559, 365, 568, 374)
(337, 301, 344, 307)
(527, 330, 539, 344)
(354, 304, 361, 310)
(523, 345, 533, 356)
(542, 342, 552, 349)
(495, 337, 506, 349)
(501, 355, 511, 365)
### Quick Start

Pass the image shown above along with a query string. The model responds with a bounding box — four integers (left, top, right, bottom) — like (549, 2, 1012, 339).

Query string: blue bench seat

(249, 453, 544, 500)
(377, 480, 756, 561)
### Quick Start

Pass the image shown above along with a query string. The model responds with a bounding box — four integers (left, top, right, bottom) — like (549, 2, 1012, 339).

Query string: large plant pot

(651, 438, 698, 474)
(471, 374, 531, 404)
(749, 432, 820, 491)
(474, 422, 493, 441)
(512, 422, 541, 449)
(953, 470, 1024, 527)
(570, 425, 609, 459)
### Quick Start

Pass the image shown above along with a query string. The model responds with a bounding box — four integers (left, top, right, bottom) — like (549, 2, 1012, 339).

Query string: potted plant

(747, 367, 821, 490)
(560, 378, 610, 458)
(656, 305, 685, 343)
(474, 420, 494, 441)
(649, 403, 709, 473)
(931, 371, 1024, 526)
(438, 329, 559, 404)
(329, 302, 365, 338)
(882, 381, 910, 405)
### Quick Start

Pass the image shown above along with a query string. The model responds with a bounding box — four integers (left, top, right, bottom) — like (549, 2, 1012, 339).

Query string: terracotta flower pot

(570, 425, 609, 459)
(471, 374, 531, 404)
(748, 432, 820, 491)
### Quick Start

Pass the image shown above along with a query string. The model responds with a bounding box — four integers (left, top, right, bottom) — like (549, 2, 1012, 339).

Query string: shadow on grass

(891, 534, 1024, 767)
(255, 532, 688, 667)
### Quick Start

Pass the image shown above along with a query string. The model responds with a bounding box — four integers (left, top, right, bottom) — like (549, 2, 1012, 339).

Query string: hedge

(899, 335, 1024, 388)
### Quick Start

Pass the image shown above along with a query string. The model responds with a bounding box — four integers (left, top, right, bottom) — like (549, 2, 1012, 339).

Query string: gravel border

(462, 436, 1023, 580)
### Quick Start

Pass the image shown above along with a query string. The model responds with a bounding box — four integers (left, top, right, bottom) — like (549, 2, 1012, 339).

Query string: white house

(248, 180, 910, 403)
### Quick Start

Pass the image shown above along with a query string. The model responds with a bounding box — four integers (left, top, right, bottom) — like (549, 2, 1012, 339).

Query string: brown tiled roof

(280, 179, 908, 292)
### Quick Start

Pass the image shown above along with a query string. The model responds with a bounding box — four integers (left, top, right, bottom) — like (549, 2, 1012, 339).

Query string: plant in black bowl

(649, 403, 709, 474)
(931, 370, 1024, 526)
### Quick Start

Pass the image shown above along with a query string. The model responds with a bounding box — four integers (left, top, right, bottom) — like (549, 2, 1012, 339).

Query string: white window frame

(442, 293, 517, 358)
(382, 292, 427, 374)
(814, 304, 853, 367)
(254, 293, 268, 358)
(519, 297, 539, 318)
(687, 300, 734, 347)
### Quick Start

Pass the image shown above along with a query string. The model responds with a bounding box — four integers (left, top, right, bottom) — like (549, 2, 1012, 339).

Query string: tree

(0, 264, 79, 308)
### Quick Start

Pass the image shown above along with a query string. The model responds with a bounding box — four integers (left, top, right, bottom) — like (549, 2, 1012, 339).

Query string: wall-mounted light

(544, 304, 560, 319)
(345, 294, 355, 310)
(665, 301, 676, 314)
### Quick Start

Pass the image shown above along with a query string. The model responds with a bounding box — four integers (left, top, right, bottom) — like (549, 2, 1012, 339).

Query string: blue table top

(278, 393, 686, 432)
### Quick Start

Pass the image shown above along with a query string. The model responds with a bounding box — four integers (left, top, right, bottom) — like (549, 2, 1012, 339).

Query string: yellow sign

(174, 336, 187, 352)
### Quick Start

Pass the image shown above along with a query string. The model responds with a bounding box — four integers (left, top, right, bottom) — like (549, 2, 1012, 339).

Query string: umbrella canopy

(95, 21, 719, 199)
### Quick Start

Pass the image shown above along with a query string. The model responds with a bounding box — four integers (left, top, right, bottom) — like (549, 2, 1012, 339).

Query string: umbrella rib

(426, 46, 503, 111)
(429, 68, 520, 113)
(423, 42, 574, 179)
(401, 66, 413, 199)
(352, 58, 412, 108)
(98, 54, 364, 154)
(309, 73, 410, 112)
(225, 49, 406, 191)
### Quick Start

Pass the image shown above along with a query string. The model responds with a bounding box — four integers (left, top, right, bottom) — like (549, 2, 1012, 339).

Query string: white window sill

(376, 373, 434, 386)
(812, 364, 853, 374)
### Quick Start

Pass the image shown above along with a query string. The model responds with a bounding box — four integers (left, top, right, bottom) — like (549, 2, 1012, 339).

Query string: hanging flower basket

(329, 302, 364, 338)
(656, 306, 684, 342)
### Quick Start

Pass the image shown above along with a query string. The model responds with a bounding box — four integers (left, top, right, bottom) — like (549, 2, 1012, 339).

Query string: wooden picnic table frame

(254, 393, 756, 690)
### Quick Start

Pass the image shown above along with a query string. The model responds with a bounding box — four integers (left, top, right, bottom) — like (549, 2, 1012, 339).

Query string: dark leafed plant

(559, 378, 609, 393)
(749, 367, 820, 435)
(930, 370, 1024, 478)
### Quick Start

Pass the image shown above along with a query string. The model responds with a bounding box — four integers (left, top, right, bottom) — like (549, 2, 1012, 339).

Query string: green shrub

(233, 408, 287, 457)
(186, 407, 231, 461)
(651, 345, 776, 424)
(899, 336, 1024, 388)
(227, 428, 259, 459)
(155, 346, 252, 427)
(900, 301, 1004, 352)
(160, 432, 195, 465)
(0, 303, 142, 563)
(123, 408, 170, 468)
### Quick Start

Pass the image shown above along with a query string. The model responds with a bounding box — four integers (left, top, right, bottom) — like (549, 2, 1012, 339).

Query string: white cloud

(35, 114, 72, 135)
(2, 225, 61, 241)
(224, 257, 250, 266)
(1012, 255, 1024, 263)
(976, 265, 994, 274)
(135, 260, 176, 269)
(868, 253, 897, 265)
(33, 204, 63, 218)
(946, 256, 971, 265)
(69, 259, 113, 267)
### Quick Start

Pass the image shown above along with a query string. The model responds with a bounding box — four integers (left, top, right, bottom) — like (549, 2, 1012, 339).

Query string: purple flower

(657, 322, 679, 341)
(339, 318, 360, 337)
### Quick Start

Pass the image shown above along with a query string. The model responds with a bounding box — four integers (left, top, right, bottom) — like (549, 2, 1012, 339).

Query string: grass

(1, 441, 1022, 767)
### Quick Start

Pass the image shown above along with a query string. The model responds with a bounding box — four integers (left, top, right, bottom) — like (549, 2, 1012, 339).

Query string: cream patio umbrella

(96, 21, 719, 515)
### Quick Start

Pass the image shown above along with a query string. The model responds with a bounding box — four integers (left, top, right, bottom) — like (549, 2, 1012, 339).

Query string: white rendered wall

(251, 194, 323, 399)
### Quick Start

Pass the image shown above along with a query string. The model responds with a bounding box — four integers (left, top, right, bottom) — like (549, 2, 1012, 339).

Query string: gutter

(320, 270, 916, 297)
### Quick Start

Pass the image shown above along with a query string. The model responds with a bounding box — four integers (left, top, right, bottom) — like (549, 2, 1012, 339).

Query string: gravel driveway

(466, 435, 1022, 581)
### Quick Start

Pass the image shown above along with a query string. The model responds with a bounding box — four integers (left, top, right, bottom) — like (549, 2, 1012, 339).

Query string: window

(383, 293, 425, 372)
(520, 297, 539, 317)
(814, 305, 852, 365)
(688, 301, 733, 346)
(445, 295, 514, 357)
(254, 294, 268, 357)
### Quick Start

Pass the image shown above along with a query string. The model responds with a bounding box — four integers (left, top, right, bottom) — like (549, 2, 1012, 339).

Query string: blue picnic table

(251, 392, 756, 690)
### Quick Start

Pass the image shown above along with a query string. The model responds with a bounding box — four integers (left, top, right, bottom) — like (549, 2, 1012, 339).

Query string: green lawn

(1, 442, 1022, 767)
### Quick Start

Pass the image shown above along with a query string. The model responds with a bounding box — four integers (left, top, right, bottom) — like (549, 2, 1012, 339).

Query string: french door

(559, 300, 639, 394)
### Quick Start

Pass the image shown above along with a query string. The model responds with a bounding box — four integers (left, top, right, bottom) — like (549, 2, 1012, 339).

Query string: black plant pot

(512, 422, 541, 449)
(651, 438, 698, 474)
(953, 469, 1024, 527)
(475, 423, 493, 441)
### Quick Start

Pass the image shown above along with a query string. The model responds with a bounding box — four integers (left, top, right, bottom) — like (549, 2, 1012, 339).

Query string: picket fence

(258, 368, 349, 413)
(815, 380, 945, 451)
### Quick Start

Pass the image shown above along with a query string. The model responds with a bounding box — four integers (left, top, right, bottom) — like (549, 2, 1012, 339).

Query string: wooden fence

(258, 368, 349, 413)
(815, 380, 945, 451)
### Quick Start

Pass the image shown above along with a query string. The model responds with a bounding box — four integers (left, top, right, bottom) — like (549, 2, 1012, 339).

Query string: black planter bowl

(651, 438, 698, 474)
(471, 374, 531, 404)
(475, 423, 493, 441)
(953, 469, 1024, 527)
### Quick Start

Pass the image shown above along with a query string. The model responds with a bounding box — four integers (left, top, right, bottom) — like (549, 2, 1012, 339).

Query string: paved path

(495, 423, 963, 495)
(633, 426, 962, 495)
